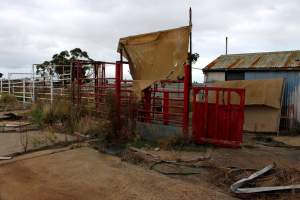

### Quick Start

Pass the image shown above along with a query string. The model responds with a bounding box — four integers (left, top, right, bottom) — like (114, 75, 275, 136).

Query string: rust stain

(205, 58, 218, 69)
(283, 51, 297, 68)
(238, 59, 245, 66)
(204, 51, 300, 70)
(251, 56, 262, 68)
(228, 58, 241, 69)
(296, 59, 300, 67)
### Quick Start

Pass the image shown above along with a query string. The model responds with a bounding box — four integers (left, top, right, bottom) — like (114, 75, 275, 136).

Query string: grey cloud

(0, 0, 299, 81)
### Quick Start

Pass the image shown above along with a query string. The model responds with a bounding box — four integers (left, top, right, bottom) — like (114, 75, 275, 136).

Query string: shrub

(30, 102, 46, 129)
(0, 93, 19, 110)
(77, 115, 111, 141)
(45, 132, 58, 144)
(101, 91, 138, 144)
(29, 91, 138, 146)
(31, 136, 44, 148)
(30, 96, 82, 133)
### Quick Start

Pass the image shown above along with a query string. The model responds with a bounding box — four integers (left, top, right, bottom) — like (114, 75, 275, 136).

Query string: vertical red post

(215, 88, 220, 140)
(144, 88, 151, 123)
(115, 61, 121, 130)
(163, 91, 169, 125)
(192, 88, 197, 141)
(101, 64, 106, 102)
(238, 89, 245, 144)
(94, 64, 99, 111)
(226, 90, 231, 142)
(71, 62, 75, 104)
(183, 63, 191, 137)
(204, 87, 208, 137)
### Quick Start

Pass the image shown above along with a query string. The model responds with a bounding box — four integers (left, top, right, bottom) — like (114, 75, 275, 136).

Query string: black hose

(150, 160, 258, 176)
(150, 160, 209, 175)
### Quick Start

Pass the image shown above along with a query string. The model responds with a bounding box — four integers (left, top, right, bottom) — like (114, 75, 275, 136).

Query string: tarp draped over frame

(211, 78, 284, 133)
(118, 26, 191, 95)
(212, 78, 284, 109)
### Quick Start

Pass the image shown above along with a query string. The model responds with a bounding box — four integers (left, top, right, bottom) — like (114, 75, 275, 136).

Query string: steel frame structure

(71, 60, 133, 121)
(138, 63, 191, 136)
(71, 59, 191, 137)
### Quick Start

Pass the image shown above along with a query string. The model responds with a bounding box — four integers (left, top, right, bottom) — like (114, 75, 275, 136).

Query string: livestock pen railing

(32, 64, 72, 103)
(137, 64, 191, 136)
(0, 65, 72, 104)
(1, 61, 247, 148)
(1, 73, 33, 104)
(71, 60, 135, 130)
(71, 61, 193, 137)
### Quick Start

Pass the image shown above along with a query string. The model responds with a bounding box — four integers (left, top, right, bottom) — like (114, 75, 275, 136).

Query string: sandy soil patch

(0, 147, 233, 200)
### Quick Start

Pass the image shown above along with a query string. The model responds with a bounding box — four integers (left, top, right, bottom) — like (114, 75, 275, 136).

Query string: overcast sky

(0, 0, 299, 81)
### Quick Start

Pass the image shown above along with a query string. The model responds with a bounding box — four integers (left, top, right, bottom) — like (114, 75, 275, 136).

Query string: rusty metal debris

(230, 163, 300, 194)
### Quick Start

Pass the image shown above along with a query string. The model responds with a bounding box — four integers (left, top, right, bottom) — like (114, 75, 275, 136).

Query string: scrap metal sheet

(231, 163, 300, 194)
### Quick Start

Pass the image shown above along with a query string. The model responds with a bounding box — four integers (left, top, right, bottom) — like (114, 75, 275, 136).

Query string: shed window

(225, 71, 245, 80)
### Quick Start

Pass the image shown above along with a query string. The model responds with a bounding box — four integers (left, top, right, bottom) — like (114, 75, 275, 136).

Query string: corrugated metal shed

(203, 50, 300, 71)
(203, 50, 300, 130)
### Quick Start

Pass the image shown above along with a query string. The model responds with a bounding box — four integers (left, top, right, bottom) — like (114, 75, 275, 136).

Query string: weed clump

(30, 102, 46, 129)
(29, 90, 138, 148)
(0, 93, 19, 111)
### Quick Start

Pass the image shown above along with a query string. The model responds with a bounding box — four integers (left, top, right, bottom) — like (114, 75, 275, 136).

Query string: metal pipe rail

(137, 64, 191, 136)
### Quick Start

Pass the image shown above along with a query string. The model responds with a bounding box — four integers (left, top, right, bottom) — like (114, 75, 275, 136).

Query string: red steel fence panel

(71, 60, 133, 119)
(71, 61, 246, 148)
(137, 64, 191, 136)
(138, 80, 185, 127)
(192, 86, 245, 148)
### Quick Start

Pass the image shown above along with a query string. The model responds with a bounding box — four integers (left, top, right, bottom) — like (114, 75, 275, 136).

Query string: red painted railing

(72, 60, 133, 118)
(72, 61, 245, 147)
(137, 64, 191, 136)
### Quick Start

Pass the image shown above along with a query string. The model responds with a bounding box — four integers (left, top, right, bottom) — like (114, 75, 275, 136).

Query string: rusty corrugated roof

(203, 50, 300, 71)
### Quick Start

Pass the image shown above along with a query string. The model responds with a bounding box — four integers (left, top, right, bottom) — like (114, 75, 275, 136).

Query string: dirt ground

(0, 140, 299, 200)
(273, 135, 300, 147)
(0, 147, 234, 200)
(0, 131, 75, 156)
(123, 134, 300, 200)
(0, 109, 299, 200)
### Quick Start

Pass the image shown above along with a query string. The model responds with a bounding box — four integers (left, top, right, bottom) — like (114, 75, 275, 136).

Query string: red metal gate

(192, 86, 245, 148)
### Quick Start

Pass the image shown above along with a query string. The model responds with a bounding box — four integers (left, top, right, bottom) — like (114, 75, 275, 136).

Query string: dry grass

(0, 93, 20, 111)
(77, 115, 110, 141)
(158, 136, 181, 149)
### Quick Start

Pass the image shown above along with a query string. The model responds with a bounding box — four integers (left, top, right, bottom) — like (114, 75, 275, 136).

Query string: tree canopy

(189, 52, 200, 64)
(36, 48, 93, 77)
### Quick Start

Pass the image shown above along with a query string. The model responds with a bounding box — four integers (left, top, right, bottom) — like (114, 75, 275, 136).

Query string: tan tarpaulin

(118, 26, 191, 95)
(212, 79, 284, 109)
(211, 78, 284, 133)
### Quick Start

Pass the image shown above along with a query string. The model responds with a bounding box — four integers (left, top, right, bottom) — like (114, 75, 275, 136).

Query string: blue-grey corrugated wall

(245, 71, 300, 130)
